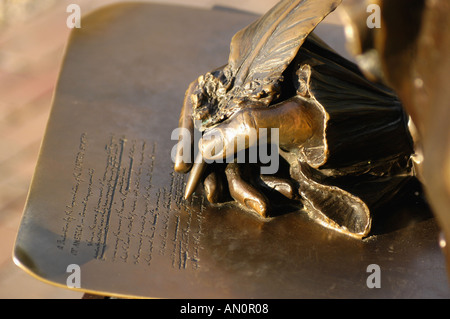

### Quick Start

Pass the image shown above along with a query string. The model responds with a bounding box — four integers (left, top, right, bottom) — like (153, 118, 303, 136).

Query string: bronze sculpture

(174, 0, 418, 239)
(340, 0, 450, 271)
(10, 1, 450, 298)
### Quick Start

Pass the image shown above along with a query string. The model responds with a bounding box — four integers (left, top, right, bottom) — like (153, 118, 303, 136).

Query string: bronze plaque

(13, 3, 450, 298)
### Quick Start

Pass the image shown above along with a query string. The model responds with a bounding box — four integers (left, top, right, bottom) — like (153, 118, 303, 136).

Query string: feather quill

(192, 0, 342, 131)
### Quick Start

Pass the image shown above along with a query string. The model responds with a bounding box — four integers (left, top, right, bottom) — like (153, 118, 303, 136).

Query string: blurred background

(0, 0, 346, 298)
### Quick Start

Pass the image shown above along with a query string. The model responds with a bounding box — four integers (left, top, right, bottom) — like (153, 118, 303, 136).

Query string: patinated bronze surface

(13, 3, 450, 298)
(189, 0, 343, 131)
(175, 0, 416, 239)
(340, 0, 450, 273)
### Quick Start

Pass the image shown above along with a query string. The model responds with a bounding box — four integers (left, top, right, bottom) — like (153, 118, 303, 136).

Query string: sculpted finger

(225, 163, 269, 217)
(203, 169, 229, 204)
(200, 109, 258, 161)
(174, 80, 198, 173)
(200, 96, 316, 161)
(260, 175, 298, 200)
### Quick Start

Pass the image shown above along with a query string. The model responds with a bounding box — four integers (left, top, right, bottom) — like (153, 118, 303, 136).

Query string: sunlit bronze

(340, 0, 450, 274)
(175, 0, 417, 239)
(12, 2, 450, 298)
